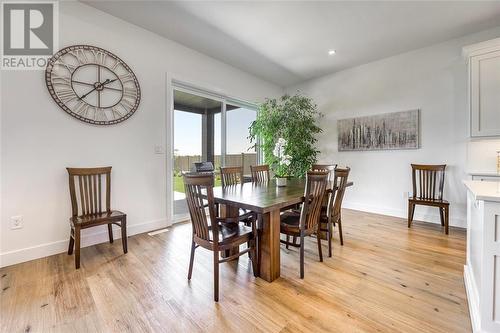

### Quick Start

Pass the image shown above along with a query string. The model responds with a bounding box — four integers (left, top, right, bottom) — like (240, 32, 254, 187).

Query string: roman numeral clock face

(45, 45, 141, 125)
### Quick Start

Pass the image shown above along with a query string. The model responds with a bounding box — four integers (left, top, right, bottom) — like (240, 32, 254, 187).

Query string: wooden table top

(213, 179, 353, 214)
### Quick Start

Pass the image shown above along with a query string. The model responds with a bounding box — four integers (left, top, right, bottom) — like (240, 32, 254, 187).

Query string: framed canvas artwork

(337, 109, 420, 151)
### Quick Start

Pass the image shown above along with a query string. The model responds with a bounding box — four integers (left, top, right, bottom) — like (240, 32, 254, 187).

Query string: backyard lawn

(174, 175, 221, 193)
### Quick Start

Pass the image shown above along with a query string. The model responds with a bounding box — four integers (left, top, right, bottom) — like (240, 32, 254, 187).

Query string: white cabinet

(464, 181, 500, 333)
(464, 38, 500, 137)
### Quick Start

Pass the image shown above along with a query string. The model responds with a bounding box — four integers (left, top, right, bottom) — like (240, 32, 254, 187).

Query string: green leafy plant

(249, 94, 323, 178)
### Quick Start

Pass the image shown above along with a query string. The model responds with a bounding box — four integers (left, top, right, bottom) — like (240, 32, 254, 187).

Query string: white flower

(281, 154, 292, 166)
(273, 145, 280, 157)
(273, 138, 292, 171)
(273, 138, 288, 158)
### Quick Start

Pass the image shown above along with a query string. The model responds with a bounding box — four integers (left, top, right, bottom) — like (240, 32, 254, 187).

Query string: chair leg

(292, 236, 297, 245)
(316, 232, 323, 262)
(74, 226, 81, 269)
(444, 206, 449, 235)
(338, 218, 344, 246)
(213, 250, 219, 302)
(286, 235, 290, 249)
(68, 229, 74, 255)
(299, 235, 305, 279)
(408, 202, 415, 228)
(108, 224, 114, 243)
(121, 217, 128, 254)
(188, 240, 196, 280)
(327, 221, 333, 257)
(439, 207, 445, 226)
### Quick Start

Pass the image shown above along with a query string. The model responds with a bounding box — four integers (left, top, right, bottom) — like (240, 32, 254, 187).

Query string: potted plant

(249, 94, 322, 179)
(273, 138, 292, 186)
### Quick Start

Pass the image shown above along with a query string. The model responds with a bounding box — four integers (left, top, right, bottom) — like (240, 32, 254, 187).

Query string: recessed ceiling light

(328, 50, 336, 55)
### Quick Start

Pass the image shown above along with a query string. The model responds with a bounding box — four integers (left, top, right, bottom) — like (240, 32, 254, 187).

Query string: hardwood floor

(0, 209, 470, 333)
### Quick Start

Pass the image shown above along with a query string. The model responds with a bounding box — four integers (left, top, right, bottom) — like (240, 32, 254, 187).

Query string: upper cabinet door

(470, 50, 500, 137)
(464, 38, 500, 138)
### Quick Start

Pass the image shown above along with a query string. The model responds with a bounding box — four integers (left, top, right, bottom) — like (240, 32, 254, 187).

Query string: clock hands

(80, 78, 118, 99)
(80, 79, 108, 99)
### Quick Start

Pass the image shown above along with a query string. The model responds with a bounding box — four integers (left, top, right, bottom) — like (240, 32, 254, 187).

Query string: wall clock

(45, 45, 141, 125)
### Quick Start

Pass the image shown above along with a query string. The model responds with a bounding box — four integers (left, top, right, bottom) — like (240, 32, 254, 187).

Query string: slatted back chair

(183, 173, 218, 247)
(250, 164, 270, 183)
(311, 164, 337, 181)
(315, 166, 348, 255)
(312, 163, 337, 208)
(68, 167, 110, 217)
(411, 164, 446, 200)
(408, 164, 449, 234)
(279, 170, 329, 278)
(326, 167, 350, 247)
(220, 166, 244, 187)
(184, 172, 258, 301)
(66, 167, 127, 269)
(330, 167, 350, 221)
(300, 171, 330, 233)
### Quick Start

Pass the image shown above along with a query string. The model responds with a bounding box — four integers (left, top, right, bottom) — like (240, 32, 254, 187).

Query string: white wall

(0, 2, 282, 267)
(467, 139, 500, 173)
(286, 26, 500, 228)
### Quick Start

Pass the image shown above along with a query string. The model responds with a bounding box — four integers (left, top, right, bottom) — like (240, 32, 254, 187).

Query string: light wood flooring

(0, 209, 470, 333)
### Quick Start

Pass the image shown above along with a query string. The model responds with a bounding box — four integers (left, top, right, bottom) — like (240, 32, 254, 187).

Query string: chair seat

(409, 197, 449, 206)
(70, 210, 125, 227)
(208, 222, 254, 246)
(280, 211, 301, 235)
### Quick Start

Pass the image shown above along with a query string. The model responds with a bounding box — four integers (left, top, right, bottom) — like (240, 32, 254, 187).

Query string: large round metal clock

(45, 45, 141, 125)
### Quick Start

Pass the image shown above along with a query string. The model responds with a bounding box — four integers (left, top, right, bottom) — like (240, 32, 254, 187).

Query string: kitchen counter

(464, 180, 500, 202)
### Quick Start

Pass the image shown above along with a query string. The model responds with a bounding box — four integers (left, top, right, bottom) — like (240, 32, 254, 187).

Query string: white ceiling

(83, 1, 500, 87)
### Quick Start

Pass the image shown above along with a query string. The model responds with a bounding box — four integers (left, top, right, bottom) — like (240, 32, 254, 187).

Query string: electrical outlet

(402, 191, 409, 199)
(10, 215, 23, 230)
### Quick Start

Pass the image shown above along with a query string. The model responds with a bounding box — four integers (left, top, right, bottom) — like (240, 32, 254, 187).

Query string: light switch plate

(154, 145, 164, 154)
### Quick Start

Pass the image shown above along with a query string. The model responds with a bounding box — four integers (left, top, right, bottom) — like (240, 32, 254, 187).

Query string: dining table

(212, 178, 353, 282)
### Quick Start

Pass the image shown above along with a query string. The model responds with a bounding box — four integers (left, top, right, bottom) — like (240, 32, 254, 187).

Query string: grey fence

(174, 153, 257, 174)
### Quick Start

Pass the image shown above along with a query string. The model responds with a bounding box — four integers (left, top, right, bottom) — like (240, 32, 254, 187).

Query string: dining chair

(283, 164, 337, 249)
(220, 166, 244, 186)
(250, 164, 270, 183)
(311, 164, 336, 253)
(220, 166, 255, 224)
(184, 173, 258, 302)
(280, 170, 329, 278)
(320, 167, 350, 253)
(408, 164, 449, 234)
(66, 167, 127, 269)
(311, 163, 337, 213)
(311, 164, 337, 178)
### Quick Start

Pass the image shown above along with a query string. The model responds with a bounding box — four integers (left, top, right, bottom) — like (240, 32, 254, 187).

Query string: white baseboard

(464, 264, 481, 333)
(343, 200, 466, 228)
(0, 218, 170, 268)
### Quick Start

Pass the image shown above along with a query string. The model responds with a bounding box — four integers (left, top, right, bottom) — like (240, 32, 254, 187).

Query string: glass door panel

(173, 89, 221, 218)
(225, 104, 257, 177)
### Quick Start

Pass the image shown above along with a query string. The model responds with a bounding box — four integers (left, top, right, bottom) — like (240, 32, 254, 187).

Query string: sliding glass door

(172, 88, 222, 218)
(170, 83, 258, 221)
